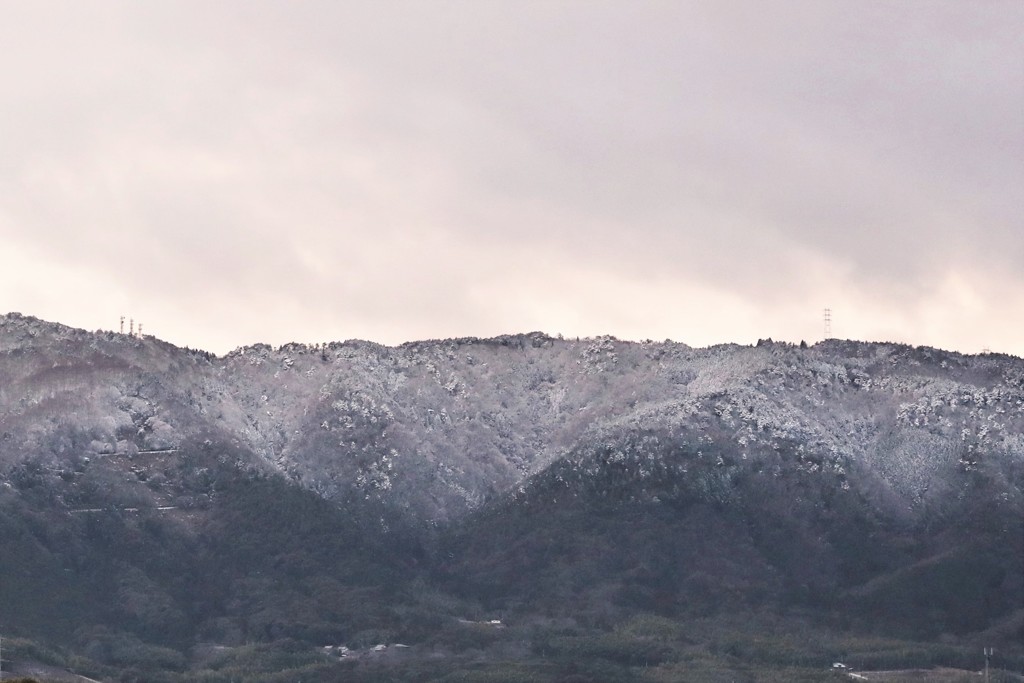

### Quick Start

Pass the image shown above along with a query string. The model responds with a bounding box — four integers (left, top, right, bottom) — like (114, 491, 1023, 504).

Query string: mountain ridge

(0, 311, 1021, 680)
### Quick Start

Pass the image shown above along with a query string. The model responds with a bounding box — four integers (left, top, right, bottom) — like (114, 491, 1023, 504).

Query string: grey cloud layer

(1, 1, 1021, 353)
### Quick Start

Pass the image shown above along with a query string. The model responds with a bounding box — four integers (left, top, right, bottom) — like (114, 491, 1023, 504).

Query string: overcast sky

(2, 1, 1021, 356)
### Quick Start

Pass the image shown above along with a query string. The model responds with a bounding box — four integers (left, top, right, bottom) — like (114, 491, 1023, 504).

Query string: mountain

(0, 312, 1021, 682)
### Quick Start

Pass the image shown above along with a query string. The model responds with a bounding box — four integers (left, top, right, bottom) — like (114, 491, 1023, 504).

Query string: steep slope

(6, 313, 1020, 527)
(0, 313, 1021, 678)
(441, 338, 1023, 640)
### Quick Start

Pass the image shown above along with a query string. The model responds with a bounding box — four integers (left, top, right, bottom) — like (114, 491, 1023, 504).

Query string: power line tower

(823, 308, 832, 340)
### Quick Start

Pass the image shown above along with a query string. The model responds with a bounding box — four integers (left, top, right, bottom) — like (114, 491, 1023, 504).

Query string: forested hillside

(0, 312, 1021, 682)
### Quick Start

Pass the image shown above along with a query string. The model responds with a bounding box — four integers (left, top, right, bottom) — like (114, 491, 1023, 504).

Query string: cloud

(0, 1, 1021, 355)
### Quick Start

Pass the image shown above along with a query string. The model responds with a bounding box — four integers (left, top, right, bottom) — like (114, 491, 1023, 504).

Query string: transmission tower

(823, 308, 832, 340)
(137, 323, 143, 338)
(129, 318, 134, 336)
(120, 315, 125, 334)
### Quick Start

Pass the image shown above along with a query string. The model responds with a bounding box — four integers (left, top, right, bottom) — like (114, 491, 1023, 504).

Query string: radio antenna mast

(823, 308, 832, 340)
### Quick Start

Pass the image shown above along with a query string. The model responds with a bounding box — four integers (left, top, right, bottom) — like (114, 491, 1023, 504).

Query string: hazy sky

(2, 1, 1021, 355)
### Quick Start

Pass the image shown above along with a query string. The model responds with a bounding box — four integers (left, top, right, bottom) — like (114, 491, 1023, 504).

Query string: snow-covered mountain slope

(2, 313, 1022, 526)
(1, 312, 1022, 665)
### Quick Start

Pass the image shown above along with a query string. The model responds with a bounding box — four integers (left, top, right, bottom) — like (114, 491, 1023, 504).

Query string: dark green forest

(0, 439, 1020, 682)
